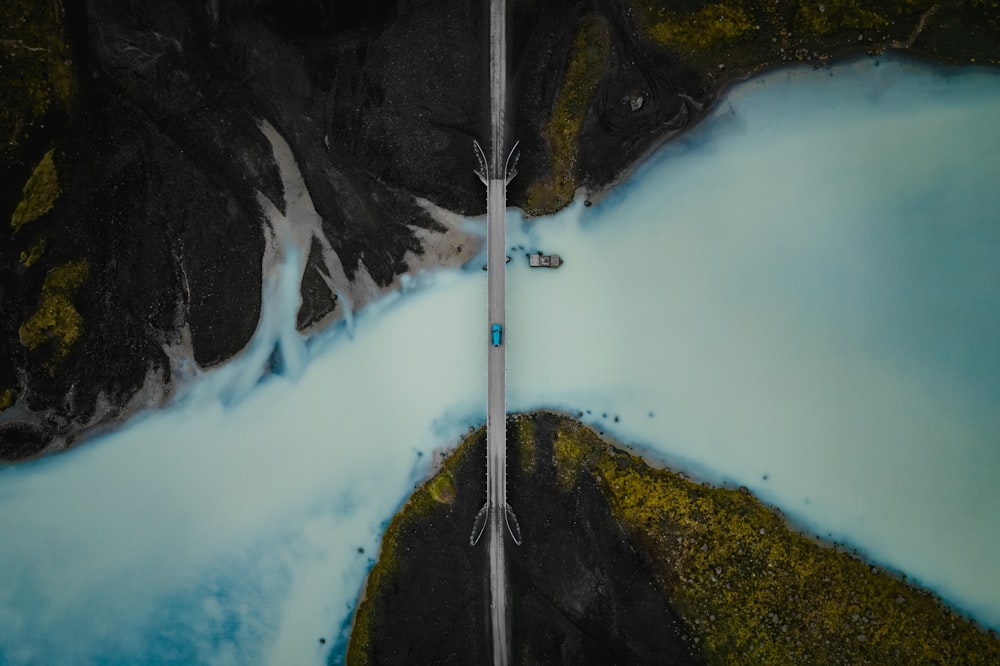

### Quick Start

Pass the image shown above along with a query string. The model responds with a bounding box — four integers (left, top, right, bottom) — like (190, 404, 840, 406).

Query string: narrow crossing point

(468, 1, 521, 665)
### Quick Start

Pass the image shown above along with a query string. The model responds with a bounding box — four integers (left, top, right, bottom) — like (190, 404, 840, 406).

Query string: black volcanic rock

(1, 0, 489, 458)
(508, 414, 699, 664)
(575, 2, 705, 188)
(346, 416, 703, 665)
(506, 0, 708, 211)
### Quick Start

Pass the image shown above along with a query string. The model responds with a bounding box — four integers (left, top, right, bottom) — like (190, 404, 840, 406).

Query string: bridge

(468, 0, 520, 665)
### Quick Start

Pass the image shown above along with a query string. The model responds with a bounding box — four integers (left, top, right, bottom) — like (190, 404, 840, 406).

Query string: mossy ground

(19, 236, 47, 267)
(10, 148, 61, 234)
(544, 413, 1000, 665)
(18, 258, 90, 374)
(345, 429, 482, 665)
(526, 14, 609, 215)
(0, 389, 15, 412)
(0, 0, 76, 170)
(522, 0, 1000, 216)
(514, 413, 536, 474)
(627, 0, 1000, 85)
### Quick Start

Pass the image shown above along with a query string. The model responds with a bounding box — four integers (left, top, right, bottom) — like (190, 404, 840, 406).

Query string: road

(489, 0, 507, 177)
(486, 1, 512, 665)
(485, 174, 509, 666)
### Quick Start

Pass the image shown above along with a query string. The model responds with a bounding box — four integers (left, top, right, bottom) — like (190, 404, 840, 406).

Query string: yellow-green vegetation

(10, 149, 61, 233)
(19, 236, 47, 267)
(18, 258, 89, 373)
(648, 3, 757, 52)
(526, 14, 609, 214)
(0, 388, 16, 411)
(347, 508, 400, 666)
(628, 0, 1000, 81)
(514, 413, 536, 474)
(542, 415, 1000, 664)
(551, 419, 592, 491)
(795, 0, 892, 35)
(0, 0, 76, 168)
(427, 470, 456, 505)
(520, 0, 999, 217)
(346, 430, 480, 665)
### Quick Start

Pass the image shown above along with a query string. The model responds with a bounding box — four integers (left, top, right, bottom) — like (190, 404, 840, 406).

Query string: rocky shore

(2, 0, 1000, 457)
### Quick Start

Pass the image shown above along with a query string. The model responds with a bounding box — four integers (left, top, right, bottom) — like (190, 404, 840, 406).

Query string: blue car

(491, 323, 503, 347)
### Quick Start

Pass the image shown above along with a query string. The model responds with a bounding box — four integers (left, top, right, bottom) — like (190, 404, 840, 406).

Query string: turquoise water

(506, 56, 1000, 628)
(1, 57, 999, 664)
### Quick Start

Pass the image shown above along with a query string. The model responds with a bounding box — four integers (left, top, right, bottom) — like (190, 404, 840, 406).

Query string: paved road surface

(489, 0, 507, 176)
(486, 175, 509, 666)
(485, 0, 512, 665)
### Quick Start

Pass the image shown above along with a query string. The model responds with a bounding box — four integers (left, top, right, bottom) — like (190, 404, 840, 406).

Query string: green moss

(18, 258, 89, 372)
(0, 0, 76, 168)
(0, 388, 15, 411)
(346, 508, 403, 666)
(794, 0, 890, 36)
(10, 149, 60, 233)
(648, 3, 757, 52)
(427, 471, 456, 505)
(590, 435, 1000, 665)
(19, 235, 47, 267)
(514, 414, 537, 475)
(552, 420, 599, 492)
(628, 0, 1000, 84)
(527, 14, 609, 214)
(347, 428, 483, 665)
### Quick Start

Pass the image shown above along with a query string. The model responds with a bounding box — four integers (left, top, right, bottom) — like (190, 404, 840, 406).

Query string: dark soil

(346, 416, 703, 665)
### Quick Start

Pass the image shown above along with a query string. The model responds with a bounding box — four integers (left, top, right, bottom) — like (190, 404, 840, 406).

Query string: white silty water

(1, 56, 999, 664)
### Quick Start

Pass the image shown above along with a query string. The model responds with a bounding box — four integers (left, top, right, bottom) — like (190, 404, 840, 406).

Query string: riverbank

(516, 0, 1000, 214)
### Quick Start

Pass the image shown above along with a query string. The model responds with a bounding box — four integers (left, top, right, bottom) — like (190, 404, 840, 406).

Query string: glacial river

(1, 56, 999, 664)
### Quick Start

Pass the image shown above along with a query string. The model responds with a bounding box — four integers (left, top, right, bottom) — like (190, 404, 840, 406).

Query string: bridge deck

(485, 0, 511, 664)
